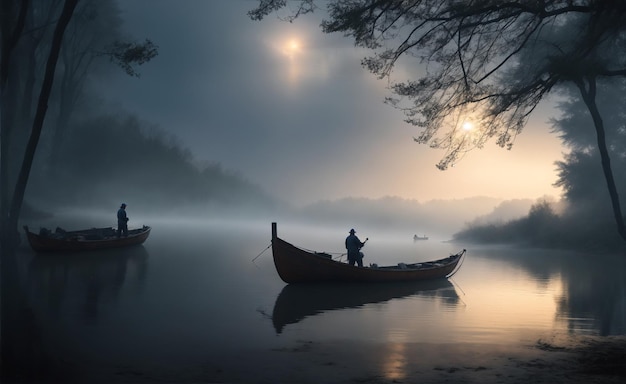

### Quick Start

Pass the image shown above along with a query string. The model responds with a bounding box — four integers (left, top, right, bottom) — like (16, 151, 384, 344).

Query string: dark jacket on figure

(117, 208, 128, 225)
(345, 234, 365, 259)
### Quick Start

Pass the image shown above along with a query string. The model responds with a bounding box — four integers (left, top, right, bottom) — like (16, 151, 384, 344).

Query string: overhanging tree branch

(250, 0, 626, 242)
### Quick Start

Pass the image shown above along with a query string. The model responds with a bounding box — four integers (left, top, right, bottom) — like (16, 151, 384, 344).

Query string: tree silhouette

(250, 0, 626, 242)
(1, 0, 78, 378)
(1, 0, 158, 248)
(49, 0, 157, 169)
(50, 1, 157, 168)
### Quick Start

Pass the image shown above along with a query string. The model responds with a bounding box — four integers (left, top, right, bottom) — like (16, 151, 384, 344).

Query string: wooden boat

(272, 279, 459, 333)
(271, 222, 465, 283)
(413, 234, 429, 241)
(23, 225, 151, 252)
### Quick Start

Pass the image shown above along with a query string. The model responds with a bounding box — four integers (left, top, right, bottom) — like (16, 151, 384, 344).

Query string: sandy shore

(89, 334, 625, 383)
(3, 333, 625, 383)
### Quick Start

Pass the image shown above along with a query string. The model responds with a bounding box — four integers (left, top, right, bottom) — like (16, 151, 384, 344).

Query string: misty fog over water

(5, 1, 626, 382)
(16, 216, 626, 382)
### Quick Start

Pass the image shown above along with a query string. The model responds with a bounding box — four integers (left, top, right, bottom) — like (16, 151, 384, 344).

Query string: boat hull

(23, 225, 151, 252)
(271, 223, 464, 284)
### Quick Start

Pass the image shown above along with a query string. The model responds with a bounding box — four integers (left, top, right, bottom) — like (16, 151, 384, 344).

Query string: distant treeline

(25, 114, 277, 215)
(453, 81, 626, 253)
(452, 199, 625, 253)
(0, 0, 277, 220)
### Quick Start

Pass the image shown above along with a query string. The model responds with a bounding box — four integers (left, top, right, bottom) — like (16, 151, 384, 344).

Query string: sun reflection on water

(381, 332, 408, 381)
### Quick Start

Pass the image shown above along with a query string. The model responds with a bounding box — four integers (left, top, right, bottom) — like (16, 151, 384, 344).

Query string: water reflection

(555, 253, 626, 335)
(7, 220, 626, 383)
(25, 246, 149, 324)
(272, 279, 459, 334)
(469, 247, 626, 336)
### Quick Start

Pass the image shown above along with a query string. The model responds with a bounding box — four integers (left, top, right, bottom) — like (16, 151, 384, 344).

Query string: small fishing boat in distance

(23, 225, 151, 252)
(271, 222, 464, 283)
(413, 234, 429, 241)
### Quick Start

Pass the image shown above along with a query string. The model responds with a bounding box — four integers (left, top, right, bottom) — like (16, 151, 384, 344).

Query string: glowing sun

(283, 38, 301, 58)
(462, 121, 474, 131)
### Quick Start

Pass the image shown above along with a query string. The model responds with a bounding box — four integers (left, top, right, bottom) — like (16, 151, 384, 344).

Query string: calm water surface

(17, 217, 626, 380)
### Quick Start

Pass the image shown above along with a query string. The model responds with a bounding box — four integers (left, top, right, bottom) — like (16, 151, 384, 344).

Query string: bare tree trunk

(0, 1, 29, 377)
(0, 0, 29, 248)
(1, 0, 78, 380)
(8, 0, 78, 234)
(49, 80, 74, 169)
(576, 75, 626, 242)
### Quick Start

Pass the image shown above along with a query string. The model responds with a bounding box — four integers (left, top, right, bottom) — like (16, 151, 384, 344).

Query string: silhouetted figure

(117, 203, 129, 238)
(345, 228, 367, 267)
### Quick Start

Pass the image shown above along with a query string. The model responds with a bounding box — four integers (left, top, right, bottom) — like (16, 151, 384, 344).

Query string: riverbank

(96, 334, 626, 383)
(2, 334, 625, 383)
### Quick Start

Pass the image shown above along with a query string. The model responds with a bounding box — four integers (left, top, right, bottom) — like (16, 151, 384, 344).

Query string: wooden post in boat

(272, 222, 277, 241)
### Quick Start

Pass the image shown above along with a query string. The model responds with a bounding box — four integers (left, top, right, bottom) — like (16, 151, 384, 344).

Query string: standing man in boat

(345, 228, 367, 267)
(117, 203, 129, 238)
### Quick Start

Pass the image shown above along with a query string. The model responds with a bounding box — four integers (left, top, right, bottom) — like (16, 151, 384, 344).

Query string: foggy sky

(95, 0, 564, 206)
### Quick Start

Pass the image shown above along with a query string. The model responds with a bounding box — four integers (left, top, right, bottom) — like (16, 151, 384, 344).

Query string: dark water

(14, 217, 626, 381)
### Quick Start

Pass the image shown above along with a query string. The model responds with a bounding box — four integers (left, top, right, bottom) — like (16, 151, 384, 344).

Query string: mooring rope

(251, 242, 272, 262)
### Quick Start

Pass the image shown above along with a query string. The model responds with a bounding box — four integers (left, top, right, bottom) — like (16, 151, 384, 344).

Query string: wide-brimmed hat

(349, 229, 356, 234)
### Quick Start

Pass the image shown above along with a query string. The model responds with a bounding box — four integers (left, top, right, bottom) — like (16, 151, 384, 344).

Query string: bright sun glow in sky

(103, 1, 566, 206)
(283, 38, 301, 58)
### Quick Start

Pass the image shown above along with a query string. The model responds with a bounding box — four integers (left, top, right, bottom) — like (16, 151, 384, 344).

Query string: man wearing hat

(345, 228, 367, 267)
(117, 203, 129, 238)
